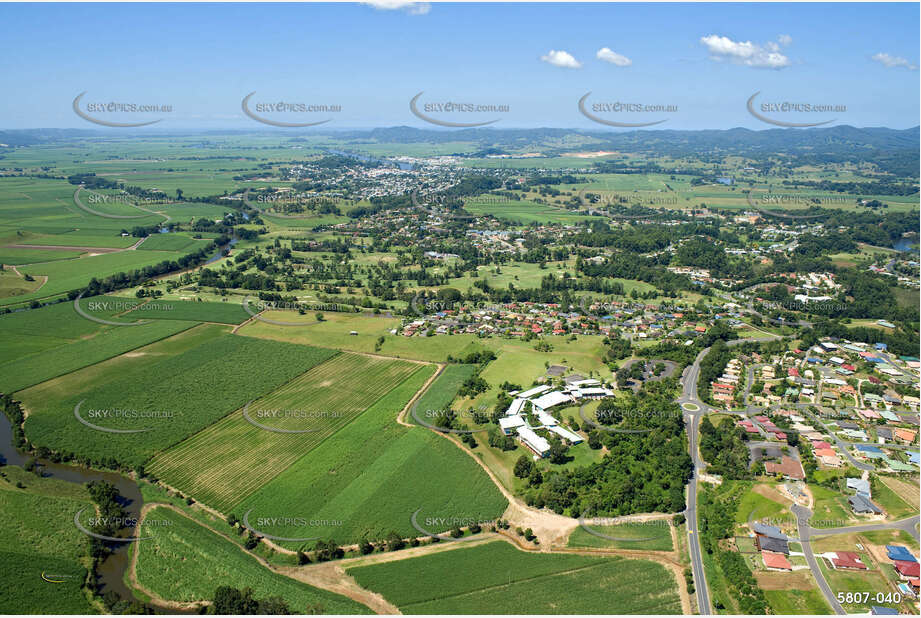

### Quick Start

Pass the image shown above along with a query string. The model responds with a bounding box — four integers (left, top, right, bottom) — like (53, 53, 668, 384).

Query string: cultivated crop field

(407, 364, 477, 427)
(147, 353, 422, 511)
(348, 540, 682, 614)
(6, 250, 188, 307)
(134, 506, 371, 614)
(117, 298, 250, 324)
(0, 474, 94, 614)
(0, 300, 198, 393)
(234, 365, 508, 547)
(19, 333, 337, 466)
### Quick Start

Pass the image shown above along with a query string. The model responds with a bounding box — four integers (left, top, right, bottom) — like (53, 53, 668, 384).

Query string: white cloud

(361, 0, 430, 14)
(778, 34, 793, 46)
(700, 34, 791, 69)
(596, 47, 632, 67)
(540, 50, 582, 69)
(871, 52, 917, 71)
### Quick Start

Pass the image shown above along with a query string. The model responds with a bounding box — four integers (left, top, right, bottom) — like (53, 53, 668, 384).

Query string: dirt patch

(752, 483, 793, 507)
(755, 570, 816, 590)
(879, 476, 920, 510)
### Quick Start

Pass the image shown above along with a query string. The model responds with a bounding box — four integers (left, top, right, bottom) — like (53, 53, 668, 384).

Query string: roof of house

(751, 523, 787, 540)
(895, 561, 921, 577)
(849, 495, 882, 514)
(762, 551, 792, 570)
(887, 545, 917, 562)
(832, 551, 867, 570)
(846, 478, 871, 497)
(764, 456, 805, 480)
(758, 536, 789, 554)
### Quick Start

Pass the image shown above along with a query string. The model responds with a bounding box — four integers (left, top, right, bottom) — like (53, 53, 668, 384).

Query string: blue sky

(1, 2, 918, 130)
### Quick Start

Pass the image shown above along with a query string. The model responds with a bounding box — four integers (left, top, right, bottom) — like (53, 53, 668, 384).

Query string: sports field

(347, 540, 682, 614)
(147, 353, 421, 511)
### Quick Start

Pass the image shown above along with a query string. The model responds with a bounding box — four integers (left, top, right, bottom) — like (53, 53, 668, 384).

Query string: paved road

(792, 504, 846, 615)
(684, 411, 711, 615)
(806, 515, 920, 541)
(677, 335, 785, 614)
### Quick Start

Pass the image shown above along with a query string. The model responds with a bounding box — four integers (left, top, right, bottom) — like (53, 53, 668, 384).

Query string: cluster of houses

(498, 379, 613, 458)
(400, 300, 727, 341)
(886, 545, 920, 596)
(711, 358, 743, 406)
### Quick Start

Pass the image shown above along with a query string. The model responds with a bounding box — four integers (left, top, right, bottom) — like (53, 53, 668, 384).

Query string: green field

(348, 540, 682, 614)
(0, 469, 95, 614)
(566, 520, 674, 551)
(234, 365, 508, 547)
(763, 588, 832, 614)
(407, 364, 477, 427)
(6, 250, 188, 307)
(0, 300, 198, 393)
(147, 353, 421, 511)
(133, 506, 370, 613)
(117, 298, 249, 324)
(19, 332, 337, 466)
(136, 233, 211, 252)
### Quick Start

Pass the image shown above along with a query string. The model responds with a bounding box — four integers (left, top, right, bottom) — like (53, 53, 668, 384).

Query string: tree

(514, 455, 534, 479)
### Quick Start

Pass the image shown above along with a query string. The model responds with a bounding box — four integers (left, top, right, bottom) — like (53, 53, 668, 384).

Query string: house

(757, 536, 789, 554)
(764, 456, 805, 480)
(831, 551, 868, 570)
(762, 551, 792, 571)
(895, 428, 917, 444)
(846, 478, 871, 498)
(895, 561, 921, 579)
(848, 495, 882, 514)
(886, 546, 917, 562)
(751, 523, 787, 540)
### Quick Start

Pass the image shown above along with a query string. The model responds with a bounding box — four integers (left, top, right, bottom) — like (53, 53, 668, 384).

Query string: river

(0, 413, 192, 613)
